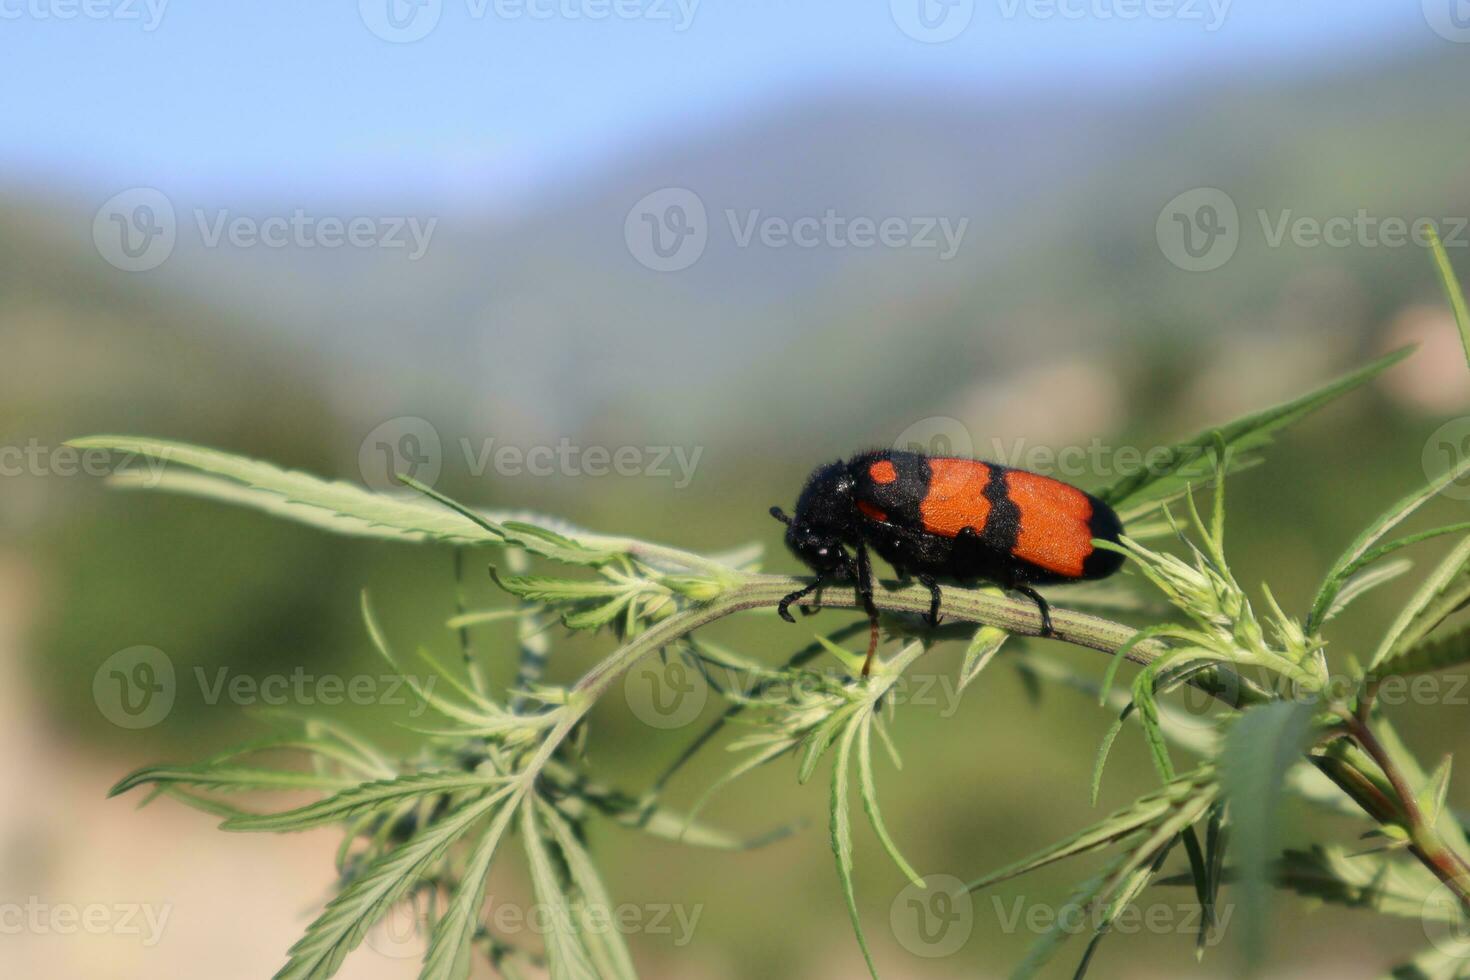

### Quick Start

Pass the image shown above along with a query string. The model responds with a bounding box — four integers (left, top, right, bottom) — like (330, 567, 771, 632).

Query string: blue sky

(0, 1, 1445, 209)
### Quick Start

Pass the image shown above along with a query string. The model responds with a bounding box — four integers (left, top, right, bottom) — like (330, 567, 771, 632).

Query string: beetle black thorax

(792, 460, 858, 537)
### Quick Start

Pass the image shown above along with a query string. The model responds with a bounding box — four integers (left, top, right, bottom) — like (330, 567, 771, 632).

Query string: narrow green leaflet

(1371, 536, 1470, 670)
(1373, 719, 1470, 856)
(222, 771, 504, 833)
(958, 624, 1008, 692)
(1007, 844, 1137, 980)
(967, 767, 1218, 893)
(856, 714, 924, 888)
(521, 804, 598, 980)
(274, 788, 510, 980)
(1418, 756, 1453, 828)
(420, 799, 521, 980)
(830, 719, 880, 980)
(1053, 840, 1176, 980)
(1099, 348, 1411, 510)
(538, 802, 639, 980)
(1373, 620, 1470, 680)
(1309, 446, 1470, 629)
(1219, 699, 1321, 965)
(110, 764, 356, 797)
(72, 435, 493, 542)
(1428, 224, 1470, 369)
(489, 571, 630, 602)
(1322, 558, 1414, 625)
(1011, 783, 1213, 980)
(79, 436, 736, 573)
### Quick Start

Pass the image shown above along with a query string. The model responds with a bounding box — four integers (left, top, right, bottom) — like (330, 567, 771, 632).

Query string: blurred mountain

(11, 40, 1470, 462)
(115, 42, 1464, 460)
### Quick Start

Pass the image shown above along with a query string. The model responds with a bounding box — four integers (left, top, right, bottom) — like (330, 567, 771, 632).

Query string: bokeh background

(6, 2, 1470, 977)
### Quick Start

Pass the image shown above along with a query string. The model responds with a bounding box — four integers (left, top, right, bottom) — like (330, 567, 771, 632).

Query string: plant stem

(512, 573, 1470, 916)
(1339, 709, 1470, 908)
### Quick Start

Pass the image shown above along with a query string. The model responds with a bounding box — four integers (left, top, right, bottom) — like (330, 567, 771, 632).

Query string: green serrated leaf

(1373, 620, 1470, 680)
(1090, 712, 1129, 807)
(521, 804, 597, 980)
(420, 798, 520, 980)
(856, 714, 924, 888)
(274, 788, 511, 980)
(1428, 223, 1470, 370)
(562, 593, 636, 631)
(813, 633, 867, 677)
(958, 624, 1008, 692)
(109, 764, 355, 798)
(1322, 558, 1414, 625)
(538, 801, 639, 980)
(1371, 536, 1470, 670)
(1099, 348, 1411, 510)
(499, 521, 621, 566)
(69, 436, 501, 542)
(1219, 699, 1321, 966)
(222, 771, 503, 833)
(830, 718, 880, 980)
(969, 767, 1217, 893)
(1420, 756, 1454, 829)
(489, 568, 627, 603)
(799, 707, 852, 784)
(1310, 448, 1470, 630)
(1056, 839, 1175, 980)
(78, 437, 733, 574)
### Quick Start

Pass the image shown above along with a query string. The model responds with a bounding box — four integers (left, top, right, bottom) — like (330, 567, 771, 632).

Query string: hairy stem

(511, 573, 1470, 916)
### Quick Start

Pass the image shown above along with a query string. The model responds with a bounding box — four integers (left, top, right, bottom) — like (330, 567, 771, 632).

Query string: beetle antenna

(769, 506, 792, 525)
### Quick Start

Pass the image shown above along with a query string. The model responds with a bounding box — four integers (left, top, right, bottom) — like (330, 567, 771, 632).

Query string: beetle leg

(778, 577, 824, 623)
(917, 574, 942, 627)
(854, 544, 881, 676)
(1011, 584, 1053, 637)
